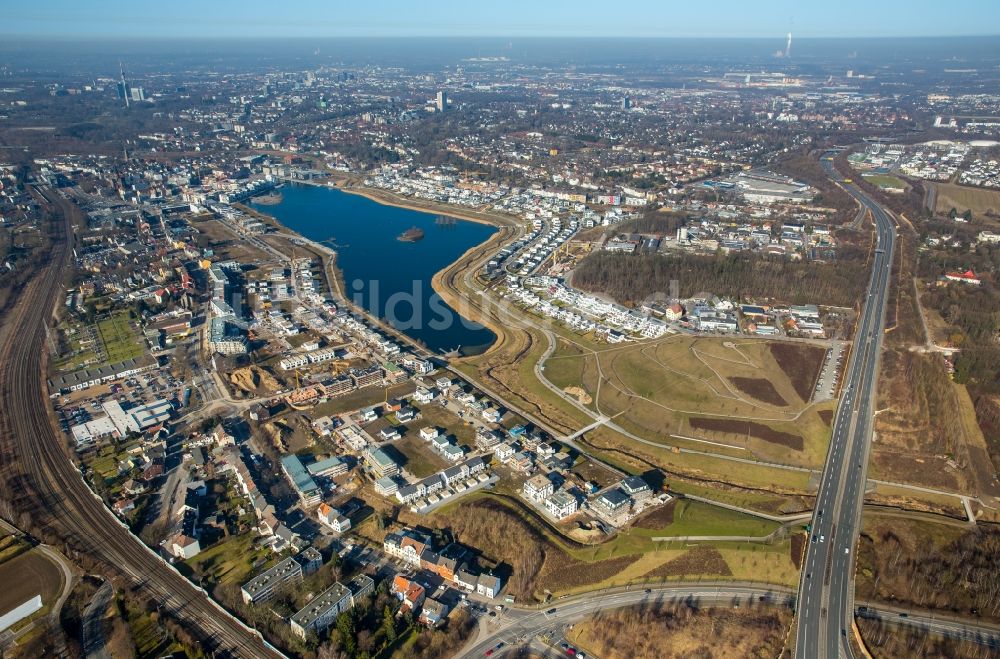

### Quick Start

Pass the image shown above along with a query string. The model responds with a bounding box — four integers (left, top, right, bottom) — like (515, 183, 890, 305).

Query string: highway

(0, 189, 281, 659)
(794, 156, 897, 658)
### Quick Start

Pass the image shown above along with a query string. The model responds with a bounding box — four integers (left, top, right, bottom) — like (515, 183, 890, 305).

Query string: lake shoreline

(251, 182, 515, 355)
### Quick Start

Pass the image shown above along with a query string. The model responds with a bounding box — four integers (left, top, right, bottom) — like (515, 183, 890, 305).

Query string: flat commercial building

(49, 358, 153, 392)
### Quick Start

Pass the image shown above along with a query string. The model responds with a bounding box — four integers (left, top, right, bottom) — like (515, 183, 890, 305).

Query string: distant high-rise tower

(622, 96, 631, 110)
(436, 90, 448, 112)
(117, 62, 131, 108)
(785, 32, 792, 58)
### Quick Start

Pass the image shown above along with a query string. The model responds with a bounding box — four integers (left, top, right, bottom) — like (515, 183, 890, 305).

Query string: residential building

(384, 528, 433, 566)
(299, 547, 323, 575)
(454, 569, 478, 592)
(241, 556, 304, 605)
(522, 473, 554, 502)
(307, 456, 348, 478)
(289, 582, 354, 640)
(419, 598, 449, 627)
(476, 573, 502, 599)
(545, 490, 579, 520)
(621, 475, 652, 501)
(594, 487, 632, 523)
(169, 534, 201, 560)
(365, 446, 400, 478)
(317, 503, 351, 533)
(374, 476, 400, 496)
(391, 575, 426, 612)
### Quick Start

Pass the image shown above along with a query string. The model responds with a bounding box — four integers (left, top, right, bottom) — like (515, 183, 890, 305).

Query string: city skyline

(4, 0, 1000, 39)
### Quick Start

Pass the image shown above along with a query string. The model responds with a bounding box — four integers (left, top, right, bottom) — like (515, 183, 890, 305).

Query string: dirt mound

(263, 421, 289, 452)
(689, 417, 803, 450)
(729, 377, 788, 407)
(564, 386, 593, 405)
(566, 523, 605, 543)
(229, 366, 279, 395)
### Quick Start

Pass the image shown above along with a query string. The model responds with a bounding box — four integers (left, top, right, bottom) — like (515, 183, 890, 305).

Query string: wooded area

(572, 251, 868, 307)
(857, 524, 1000, 621)
(567, 601, 790, 659)
(858, 617, 995, 659)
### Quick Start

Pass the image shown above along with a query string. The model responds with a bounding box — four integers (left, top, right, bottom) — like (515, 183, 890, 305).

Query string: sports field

(862, 173, 907, 191)
(0, 549, 64, 620)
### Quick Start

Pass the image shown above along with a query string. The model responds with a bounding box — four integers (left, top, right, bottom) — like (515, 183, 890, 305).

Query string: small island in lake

(397, 226, 425, 242)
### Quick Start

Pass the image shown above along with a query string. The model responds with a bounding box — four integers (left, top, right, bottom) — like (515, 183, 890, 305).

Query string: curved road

(794, 155, 896, 659)
(458, 583, 796, 659)
(458, 582, 1000, 659)
(0, 190, 280, 659)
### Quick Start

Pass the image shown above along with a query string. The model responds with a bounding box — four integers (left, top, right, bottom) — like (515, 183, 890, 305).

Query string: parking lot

(813, 343, 846, 402)
(56, 368, 191, 436)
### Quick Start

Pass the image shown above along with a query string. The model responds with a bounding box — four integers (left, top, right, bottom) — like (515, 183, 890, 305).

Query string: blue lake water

(254, 184, 498, 355)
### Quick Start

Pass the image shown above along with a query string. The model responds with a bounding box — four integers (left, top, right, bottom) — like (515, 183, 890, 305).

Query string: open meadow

(543, 335, 834, 469)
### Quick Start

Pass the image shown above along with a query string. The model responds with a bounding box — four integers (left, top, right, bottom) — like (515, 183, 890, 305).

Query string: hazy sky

(6, 0, 999, 39)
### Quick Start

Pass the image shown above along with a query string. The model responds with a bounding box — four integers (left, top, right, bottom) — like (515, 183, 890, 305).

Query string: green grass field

(935, 181, 1000, 222)
(544, 335, 834, 469)
(96, 312, 143, 364)
(862, 173, 907, 190)
(181, 533, 269, 588)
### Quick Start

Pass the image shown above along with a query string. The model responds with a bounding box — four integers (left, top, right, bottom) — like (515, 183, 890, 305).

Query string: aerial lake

(254, 184, 498, 355)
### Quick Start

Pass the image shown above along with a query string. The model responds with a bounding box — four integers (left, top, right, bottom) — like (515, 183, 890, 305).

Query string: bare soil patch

(769, 342, 826, 401)
(542, 553, 639, 592)
(818, 409, 833, 426)
(644, 546, 732, 579)
(228, 365, 279, 396)
(689, 417, 804, 450)
(729, 377, 788, 407)
(790, 533, 806, 570)
(563, 386, 593, 405)
(633, 500, 676, 529)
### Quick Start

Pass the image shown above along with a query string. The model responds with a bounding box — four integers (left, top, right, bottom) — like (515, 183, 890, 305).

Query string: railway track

(0, 193, 280, 658)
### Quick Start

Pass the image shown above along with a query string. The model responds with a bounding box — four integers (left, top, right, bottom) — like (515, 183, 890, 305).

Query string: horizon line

(3, 33, 1000, 41)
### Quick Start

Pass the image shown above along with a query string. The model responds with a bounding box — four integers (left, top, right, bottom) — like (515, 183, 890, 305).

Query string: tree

(335, 611, 356, 656)
(382, 605, 397, 644)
